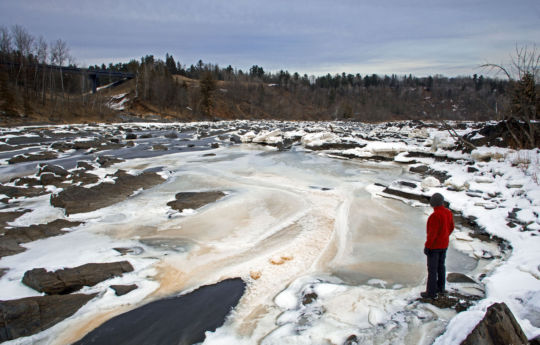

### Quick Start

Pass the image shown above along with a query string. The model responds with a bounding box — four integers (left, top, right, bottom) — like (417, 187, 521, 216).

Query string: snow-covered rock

(422, 176, 441, 189)
(301, 131, 340, 148)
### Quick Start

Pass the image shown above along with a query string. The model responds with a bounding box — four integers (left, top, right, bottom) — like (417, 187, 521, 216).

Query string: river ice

(0, 121, 538, 344)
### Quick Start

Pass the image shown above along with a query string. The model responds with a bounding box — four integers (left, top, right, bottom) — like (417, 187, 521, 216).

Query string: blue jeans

(425, 248, 447, 296)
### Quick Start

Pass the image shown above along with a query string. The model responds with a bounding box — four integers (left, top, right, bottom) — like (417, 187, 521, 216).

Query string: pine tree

(200, 71, 216, 115)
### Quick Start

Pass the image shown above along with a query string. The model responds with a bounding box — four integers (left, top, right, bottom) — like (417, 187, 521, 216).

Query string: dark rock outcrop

(306, 141, 365, 151)
(0, 293, 97, 342)
(51, 170, 164, 214)
(73, 278, 246, 345)
(39, 173, 66, 187)
(447, 273, 477, 284)
(38, 164, 68, 177)
(152, 144, 168, 151)
(382, 187, 429, 203)
(408, 164, 450, 183)
(22, 261, 134, 295)
(0, 210, 30, 233)
(460, 302, 529, 345)
(70, 171, 99, 185)
(8, 151, 58, 164)
(96, 155, 124, 168)
(13, 177, 41, 187)
(0, 185, 46, 199)
(167, 191, 226, 212)
(343, 335, 359, 345)
(110, 284, 138, 296)
(76, 161, 95, 170)
(420, 292, 481, 313)
(0, 219, 82, 258)
(113, 247, 144, 256)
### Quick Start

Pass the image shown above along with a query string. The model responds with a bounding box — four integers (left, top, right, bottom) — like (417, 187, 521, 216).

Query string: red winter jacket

(425, 205, 455, 249)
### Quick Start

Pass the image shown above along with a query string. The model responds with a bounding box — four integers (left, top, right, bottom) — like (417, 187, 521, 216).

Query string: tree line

(90, 52, 510, 122)
(2, 24, 533, 129)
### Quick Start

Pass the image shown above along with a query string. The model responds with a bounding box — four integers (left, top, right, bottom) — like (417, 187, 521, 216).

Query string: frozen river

(0, 123, 483, 345)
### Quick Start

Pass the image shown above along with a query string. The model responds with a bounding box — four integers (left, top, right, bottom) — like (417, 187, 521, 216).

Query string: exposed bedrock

(22, 261, 134, 295)
(0, 219, 82, 258)
(0, 293, 97, 342)
(50, 170, 164, 215)
(167, 191, 226, 212)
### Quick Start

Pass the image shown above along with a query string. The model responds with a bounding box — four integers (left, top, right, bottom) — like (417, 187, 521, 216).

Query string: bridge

(48, 66, 135, 93)
(0, 62, 135, 93)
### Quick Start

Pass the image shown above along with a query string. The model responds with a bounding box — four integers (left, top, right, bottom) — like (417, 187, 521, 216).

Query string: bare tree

(50, 39, 70, 99)
(35, 36, 47, 104)
(0, 26, 11, 58)
(12, 25, 34, 86)
(481, 45, 539, 148)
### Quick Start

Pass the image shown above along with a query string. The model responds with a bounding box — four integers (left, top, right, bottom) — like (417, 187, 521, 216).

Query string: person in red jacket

(421, 193, 454, 299)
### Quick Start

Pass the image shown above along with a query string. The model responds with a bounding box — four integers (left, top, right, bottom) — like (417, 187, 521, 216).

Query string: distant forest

(0, 24, 511, 122)
(89, 54, 508, 121)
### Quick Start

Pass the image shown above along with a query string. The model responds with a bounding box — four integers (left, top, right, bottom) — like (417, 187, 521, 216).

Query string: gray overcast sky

(1, 0, 539, 77)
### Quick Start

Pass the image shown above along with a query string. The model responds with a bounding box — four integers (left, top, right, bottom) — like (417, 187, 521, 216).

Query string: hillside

(0, 70, 508, 127)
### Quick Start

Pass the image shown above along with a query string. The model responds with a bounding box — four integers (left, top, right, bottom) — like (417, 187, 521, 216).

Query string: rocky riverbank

(0, 120, 538, 344)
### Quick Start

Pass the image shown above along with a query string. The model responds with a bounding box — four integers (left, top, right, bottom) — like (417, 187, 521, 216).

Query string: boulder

(0, 293, 97, 342)
(39, 173, 66, 186)
(51, 170, 164, 215)
(152, 144, 168, 151)
(421, 176, 441, 189)
(460, 302, 528, 345)
(164, 132, 178, 139)
(343, 335, 359, 345)
(96, 155, 124, 167)
(38, 164, 68, 177)
(22, 261, 134, 295)
(410, 165, 429, 174)
(447, 273, 477, 284)
(167, 191, 226, 212)
(76, 161, 95, 170)
(230, 134, 242, 144)
(110, 284, 138, 296)
(13, 177, 41, 187)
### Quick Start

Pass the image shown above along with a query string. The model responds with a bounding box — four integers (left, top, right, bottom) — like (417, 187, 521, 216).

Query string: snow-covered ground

(0, 120, 539, 344)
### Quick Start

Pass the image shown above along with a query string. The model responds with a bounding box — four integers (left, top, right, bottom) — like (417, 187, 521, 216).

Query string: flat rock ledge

(0, 293, 97, 342)
(51, 170, 165, 215)
(0, 219, 83, 258)
(167, 191, 226, 212)
(22, 261, 134, 295)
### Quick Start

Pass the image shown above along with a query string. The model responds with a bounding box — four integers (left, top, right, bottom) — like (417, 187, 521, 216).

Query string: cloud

(1, 0, 539, 76)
